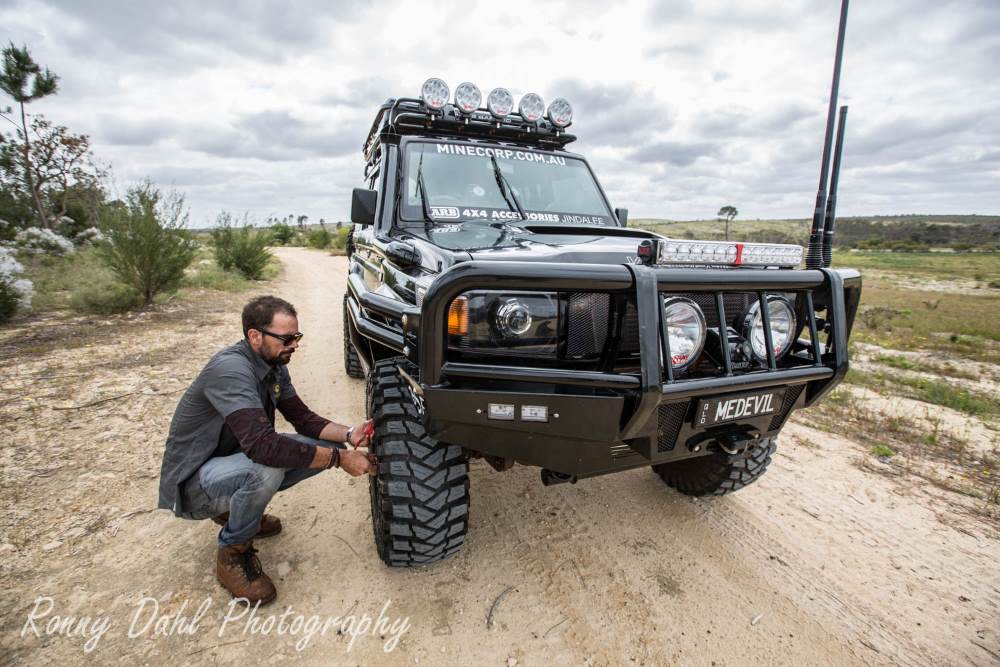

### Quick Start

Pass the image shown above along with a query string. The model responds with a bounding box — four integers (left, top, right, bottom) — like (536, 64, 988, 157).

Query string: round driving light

(487, 87, 514, 118)
(496, 299, 532, 337)
(454, 82, 482, 113)
(663, 297, 706, 370)
(420, 78, 450, 110)
(518, 93, 545, 122)
(546, 97, 573, 128)
(743, 296, 796, 361)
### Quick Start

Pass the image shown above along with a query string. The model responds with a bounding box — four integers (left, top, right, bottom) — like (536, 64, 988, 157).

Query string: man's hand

(339, 449, 375, 476)
(349, 419, 374, 448)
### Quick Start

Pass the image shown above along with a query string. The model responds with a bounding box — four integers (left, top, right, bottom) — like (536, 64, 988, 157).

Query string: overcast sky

(2, 0, 998, 226)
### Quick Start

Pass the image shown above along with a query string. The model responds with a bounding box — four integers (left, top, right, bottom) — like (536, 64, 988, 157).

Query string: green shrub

(271, 222, 294, 245)
(97, 183, 198, 306)
(333, 225, 352, 250)
(69, 280, 143, 314)
(210, 212, 273, 280)
(306, 227, 331, 249)
(870, 444, 895, 458)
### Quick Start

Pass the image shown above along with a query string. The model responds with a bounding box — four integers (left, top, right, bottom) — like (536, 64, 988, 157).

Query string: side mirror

(351, 188, 377, 226)
(615, 207, 629, 227)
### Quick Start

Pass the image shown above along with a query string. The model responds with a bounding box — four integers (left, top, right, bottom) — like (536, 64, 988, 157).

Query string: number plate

(695, 389, 785, 427)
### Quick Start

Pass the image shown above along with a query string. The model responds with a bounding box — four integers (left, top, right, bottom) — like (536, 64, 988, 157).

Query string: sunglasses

(257, 329, 304, 345)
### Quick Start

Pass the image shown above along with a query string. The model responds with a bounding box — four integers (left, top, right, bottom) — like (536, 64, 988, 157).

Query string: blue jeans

(182, 435, 341, 547)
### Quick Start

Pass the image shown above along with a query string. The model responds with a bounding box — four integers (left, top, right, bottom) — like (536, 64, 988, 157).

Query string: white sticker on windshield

(430, 206, 460, 219)
(434, 143, 567, 165)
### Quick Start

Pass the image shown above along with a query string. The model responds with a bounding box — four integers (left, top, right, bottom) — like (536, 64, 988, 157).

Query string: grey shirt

(157, 339, 324, 517)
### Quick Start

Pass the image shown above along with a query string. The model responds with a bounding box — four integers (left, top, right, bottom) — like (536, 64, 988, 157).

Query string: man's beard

(263, 348, 294, 366)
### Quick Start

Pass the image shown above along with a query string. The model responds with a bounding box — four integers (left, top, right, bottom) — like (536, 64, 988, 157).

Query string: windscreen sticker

(429, 206, 610, 225)
(433, 143, 568, 165)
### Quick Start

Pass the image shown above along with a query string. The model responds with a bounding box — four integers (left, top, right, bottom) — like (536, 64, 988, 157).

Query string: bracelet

(325, 447, 339, 469)
(345, 426, 355, 445)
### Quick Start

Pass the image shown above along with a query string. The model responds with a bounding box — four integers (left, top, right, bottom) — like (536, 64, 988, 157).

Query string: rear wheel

(367, 358, 470, 566)
(652, 437, 777, 496)
(343, 294, 364, 379)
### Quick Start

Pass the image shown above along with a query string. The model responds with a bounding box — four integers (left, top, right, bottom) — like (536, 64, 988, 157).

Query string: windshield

(400, 141, 614, 225)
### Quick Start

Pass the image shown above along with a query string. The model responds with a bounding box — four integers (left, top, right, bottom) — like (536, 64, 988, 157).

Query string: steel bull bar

(367, 261, 859, 476)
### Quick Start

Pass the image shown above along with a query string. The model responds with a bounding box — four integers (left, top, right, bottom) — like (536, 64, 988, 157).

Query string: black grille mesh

(685, 292, 756, 329)
(566, 293, 611, 358)
(657, 402, 688, 453)
(768, 384, 804, 431)
(566, 291, 759, 357)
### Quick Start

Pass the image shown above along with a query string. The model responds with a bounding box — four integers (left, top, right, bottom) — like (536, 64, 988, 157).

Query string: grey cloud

(630, 141, 719, 167)
(550, 78, 674, 147)
(647, 0, 695, 24)
(26, 0, 368, 68)
(97, 116, 177, 147)
(182, 110, 362, 162)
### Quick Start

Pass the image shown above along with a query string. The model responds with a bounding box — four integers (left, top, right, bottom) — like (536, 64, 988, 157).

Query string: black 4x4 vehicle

(344, 78, 861, 567)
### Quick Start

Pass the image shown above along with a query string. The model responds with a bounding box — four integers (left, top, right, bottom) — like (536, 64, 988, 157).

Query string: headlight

(663, 297, 706, 371)
(546, 98, 573, 128)
(448, 291, 559, 357)
(743, 296, 796, 361)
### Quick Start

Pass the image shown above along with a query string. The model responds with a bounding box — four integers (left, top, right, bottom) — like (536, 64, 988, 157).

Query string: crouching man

(157, 295, 374, 605)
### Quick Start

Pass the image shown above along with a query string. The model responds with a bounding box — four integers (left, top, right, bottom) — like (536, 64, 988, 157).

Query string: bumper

(354, 261, 861, 477)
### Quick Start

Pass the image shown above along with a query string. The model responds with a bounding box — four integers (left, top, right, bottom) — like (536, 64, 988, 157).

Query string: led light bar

(656, 240, 803, 267)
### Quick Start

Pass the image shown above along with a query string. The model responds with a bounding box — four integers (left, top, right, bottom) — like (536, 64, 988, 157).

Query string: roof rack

(363, 97, 576, 165)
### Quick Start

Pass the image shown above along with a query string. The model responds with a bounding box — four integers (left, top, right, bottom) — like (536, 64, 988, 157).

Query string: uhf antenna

(822, 105, 848, 267)
(805, 0, 850, 270)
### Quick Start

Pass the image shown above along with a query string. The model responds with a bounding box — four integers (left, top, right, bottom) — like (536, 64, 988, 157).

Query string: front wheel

(652, 437, 777, 496)
(367, 358, 470, 566)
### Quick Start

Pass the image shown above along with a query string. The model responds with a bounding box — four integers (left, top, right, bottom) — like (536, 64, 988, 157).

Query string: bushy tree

(210, 211, 272, 279)
(97, 182, 197, 306)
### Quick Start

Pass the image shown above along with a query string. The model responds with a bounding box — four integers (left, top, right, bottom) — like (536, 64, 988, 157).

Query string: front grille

(657, 402, 688, 452)
(768, 384, 804, 431)
(566, 293, 611, 358)
(685, 292, 755, 329)
(566, 292, 755, 357)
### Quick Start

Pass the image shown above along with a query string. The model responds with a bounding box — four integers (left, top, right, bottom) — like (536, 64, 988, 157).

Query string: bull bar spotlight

(743, 296, 796, 362)
(663, 297, 706, 371)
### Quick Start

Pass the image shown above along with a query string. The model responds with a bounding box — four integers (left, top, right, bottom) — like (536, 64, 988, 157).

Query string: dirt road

(2, 247, 998, 666)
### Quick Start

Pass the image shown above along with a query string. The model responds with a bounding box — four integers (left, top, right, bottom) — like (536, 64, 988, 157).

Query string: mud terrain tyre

(652, 437, 777, 496)
(343, 294, 364, 379)
(367, 358, 469, 566)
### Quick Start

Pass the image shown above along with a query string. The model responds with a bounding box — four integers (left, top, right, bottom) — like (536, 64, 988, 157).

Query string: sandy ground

(2, 247, 998, 666)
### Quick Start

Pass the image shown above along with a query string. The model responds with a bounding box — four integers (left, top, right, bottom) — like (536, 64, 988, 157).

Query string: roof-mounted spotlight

(546, 98, 573, 128)
(420, 77, 450, 110)
(486, 87, 514, 118)
(454, 82, 482, 113)
(518, 93, 545, 123)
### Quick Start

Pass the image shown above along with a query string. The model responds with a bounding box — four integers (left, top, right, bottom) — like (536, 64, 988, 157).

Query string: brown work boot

(216, 541, 276, 605)
(212, 512, 282, 538)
